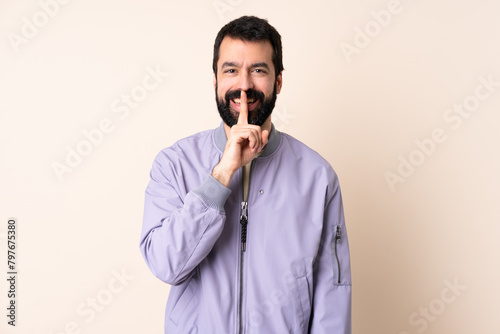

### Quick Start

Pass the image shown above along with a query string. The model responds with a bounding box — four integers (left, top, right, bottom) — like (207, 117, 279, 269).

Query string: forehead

(218, 37, 274, 69)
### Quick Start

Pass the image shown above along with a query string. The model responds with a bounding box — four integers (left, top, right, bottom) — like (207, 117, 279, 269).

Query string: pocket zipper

(334, 226, 342, 284)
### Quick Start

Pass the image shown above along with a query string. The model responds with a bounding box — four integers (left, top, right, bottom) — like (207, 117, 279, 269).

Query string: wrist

(211, 164, 236, 188)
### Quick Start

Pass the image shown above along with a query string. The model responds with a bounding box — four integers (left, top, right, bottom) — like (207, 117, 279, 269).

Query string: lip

(230, 98, 260, 112)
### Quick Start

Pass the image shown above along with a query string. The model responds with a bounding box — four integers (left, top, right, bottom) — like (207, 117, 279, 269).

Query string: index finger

(237, 90, 248, 125)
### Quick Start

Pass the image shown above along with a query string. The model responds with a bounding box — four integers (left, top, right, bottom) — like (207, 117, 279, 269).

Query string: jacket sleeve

(309, 172, 352, 333)
(139, 152, 231, 285)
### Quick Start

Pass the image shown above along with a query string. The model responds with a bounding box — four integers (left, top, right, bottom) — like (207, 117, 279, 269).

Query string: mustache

(224, 89, 265, 102)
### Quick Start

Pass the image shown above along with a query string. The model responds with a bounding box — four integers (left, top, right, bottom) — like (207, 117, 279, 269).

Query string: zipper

(334, 225, 342, 284)
(238, 201, 247, 333)
(238, 161, 254, 334)
(240, 202, 248, 252)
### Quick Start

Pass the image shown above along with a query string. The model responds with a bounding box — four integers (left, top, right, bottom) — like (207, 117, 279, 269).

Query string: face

(214, 37, 282, 127)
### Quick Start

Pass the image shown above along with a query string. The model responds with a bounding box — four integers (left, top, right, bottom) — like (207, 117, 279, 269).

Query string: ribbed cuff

(192, 175, 231, 211)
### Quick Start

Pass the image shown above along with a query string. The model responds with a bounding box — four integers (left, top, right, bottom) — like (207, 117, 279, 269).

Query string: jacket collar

(214, 121, 281, 158)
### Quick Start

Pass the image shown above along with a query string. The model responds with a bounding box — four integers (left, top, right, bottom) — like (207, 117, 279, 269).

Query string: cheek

(216, 80, 231, 97)
(262, 84, 275, 97)
(256, 79, 275, 95)
(216, 86, 225, 99)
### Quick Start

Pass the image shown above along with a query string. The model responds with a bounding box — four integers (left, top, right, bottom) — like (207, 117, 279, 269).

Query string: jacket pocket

(332, 225, 342, 285)
(290, 263, 312, 333)
(170, 276, 199, 326)
(331, 224, 352, 286)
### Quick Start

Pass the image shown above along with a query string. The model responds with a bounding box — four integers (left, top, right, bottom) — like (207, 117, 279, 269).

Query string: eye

(253, 68, 267, 74)
(224, 69, 236, 74)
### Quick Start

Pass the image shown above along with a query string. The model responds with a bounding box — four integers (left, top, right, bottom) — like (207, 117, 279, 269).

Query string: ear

(213, 74, 217, 89)
(275, 72, 283, 94)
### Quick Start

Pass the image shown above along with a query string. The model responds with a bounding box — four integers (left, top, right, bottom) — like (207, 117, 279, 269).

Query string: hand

(212, 91, 269, 187)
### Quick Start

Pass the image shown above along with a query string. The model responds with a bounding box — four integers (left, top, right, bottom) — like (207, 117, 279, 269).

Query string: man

(140, 16, 352, 333)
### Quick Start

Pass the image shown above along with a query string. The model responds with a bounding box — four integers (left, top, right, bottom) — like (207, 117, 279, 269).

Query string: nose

(236, 71, 253, 92)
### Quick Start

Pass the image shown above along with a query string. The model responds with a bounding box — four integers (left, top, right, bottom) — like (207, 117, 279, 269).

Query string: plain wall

(1, 0, 499, 333)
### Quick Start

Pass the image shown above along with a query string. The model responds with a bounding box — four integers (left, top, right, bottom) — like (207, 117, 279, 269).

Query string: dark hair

(213, 16, 284, 79)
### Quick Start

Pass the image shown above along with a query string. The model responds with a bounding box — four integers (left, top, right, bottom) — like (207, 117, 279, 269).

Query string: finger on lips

(234, 90, 266, 152)
(237, 90, 248, 125)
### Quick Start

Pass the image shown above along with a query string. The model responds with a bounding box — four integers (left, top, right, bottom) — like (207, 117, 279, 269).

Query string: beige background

(1, 0, 499, 333)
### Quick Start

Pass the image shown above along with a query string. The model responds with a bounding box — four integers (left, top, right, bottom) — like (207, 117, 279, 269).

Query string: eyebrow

(251, 62, 270, 70)
(221, 61, 239, 69)
(221, 61, 271, 70)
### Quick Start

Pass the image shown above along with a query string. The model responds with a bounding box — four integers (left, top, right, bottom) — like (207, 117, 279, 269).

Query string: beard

(215, 83, 278, 127)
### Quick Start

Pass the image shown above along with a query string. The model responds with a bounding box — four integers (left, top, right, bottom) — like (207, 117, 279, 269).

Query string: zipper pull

(335, 226, 341, 244)
(240, 202, 248, 252)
